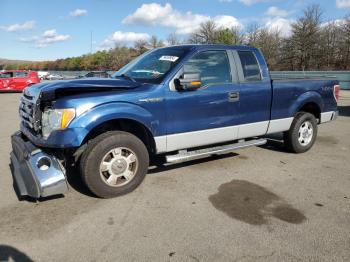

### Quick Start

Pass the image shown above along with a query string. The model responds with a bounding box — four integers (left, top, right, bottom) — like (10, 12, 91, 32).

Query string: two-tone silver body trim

(165, 125, 239, 152)
(237, 121, 269, 139)
(266, 117, 294, 134)
(155, 117, 293, 153)
(320, 111, 338, 123)
(155, 111, 338, 153)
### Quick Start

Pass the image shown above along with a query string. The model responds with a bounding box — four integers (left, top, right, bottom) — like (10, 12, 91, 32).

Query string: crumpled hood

(25, 78, 140, 101)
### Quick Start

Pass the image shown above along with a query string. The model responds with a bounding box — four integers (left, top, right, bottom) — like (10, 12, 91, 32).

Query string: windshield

(114, 47, 189, 84)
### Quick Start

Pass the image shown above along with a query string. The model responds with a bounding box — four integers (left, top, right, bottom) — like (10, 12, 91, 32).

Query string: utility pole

(90, 30, 93, 54)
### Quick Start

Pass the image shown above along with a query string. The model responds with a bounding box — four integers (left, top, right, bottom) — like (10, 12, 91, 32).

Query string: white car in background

(46, 74, 64, 80)
(37, 71, 49, 80)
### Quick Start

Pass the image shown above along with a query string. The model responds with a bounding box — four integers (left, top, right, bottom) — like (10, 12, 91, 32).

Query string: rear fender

(289, 91, 324, 117)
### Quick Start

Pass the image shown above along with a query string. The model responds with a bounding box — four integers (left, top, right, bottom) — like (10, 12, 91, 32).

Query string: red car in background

(0, 70, 40, 92)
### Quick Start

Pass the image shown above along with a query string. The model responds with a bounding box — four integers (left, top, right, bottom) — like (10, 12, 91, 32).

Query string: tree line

(2, 4, 349, 72)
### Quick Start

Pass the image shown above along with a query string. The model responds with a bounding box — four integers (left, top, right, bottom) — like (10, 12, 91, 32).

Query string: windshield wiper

(116, 74, 137, 82)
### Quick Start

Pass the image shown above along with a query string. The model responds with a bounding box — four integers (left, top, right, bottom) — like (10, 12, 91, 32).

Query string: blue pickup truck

(11, 44, 339, 199)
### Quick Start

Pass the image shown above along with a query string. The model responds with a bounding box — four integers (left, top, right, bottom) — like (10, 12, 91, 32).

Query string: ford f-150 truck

(10, 45, 339, 199)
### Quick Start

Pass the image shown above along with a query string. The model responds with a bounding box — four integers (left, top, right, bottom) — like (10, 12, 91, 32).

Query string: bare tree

(134, 40, 149, 55)
(167, 33, 181, 45)
(257, 28, 282, 70)
(189, 21, 218, 44)
(148, 35, 164, 49)
(245, 23, 260, 47)
(320, 21, 342, 69)
(231, 26, 244, 45)
(339, 15, 350, 69)
(290, 4, 323, 70)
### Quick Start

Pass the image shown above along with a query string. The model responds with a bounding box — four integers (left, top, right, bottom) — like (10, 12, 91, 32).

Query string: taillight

(333, 85, 340, 103)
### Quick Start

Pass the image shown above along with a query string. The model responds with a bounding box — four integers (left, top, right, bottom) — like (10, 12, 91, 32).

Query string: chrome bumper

(10, 131, 68, 198)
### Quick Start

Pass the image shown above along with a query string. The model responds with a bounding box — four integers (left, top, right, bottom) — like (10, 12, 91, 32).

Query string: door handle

(228, 92, 239, 102)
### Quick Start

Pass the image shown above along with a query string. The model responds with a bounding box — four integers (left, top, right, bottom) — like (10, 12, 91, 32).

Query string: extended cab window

(184, 50, 231, 86)
(238, 51, 261, 81)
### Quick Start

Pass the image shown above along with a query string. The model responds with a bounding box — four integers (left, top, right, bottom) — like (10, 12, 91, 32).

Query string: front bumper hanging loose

(10, 131, 68, 198)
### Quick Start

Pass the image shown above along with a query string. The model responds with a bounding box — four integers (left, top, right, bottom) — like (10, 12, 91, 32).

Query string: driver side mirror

(174, 73, 201, 91)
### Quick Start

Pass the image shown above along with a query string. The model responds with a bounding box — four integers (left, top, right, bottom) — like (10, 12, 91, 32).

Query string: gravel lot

(0, 91, 349, 262)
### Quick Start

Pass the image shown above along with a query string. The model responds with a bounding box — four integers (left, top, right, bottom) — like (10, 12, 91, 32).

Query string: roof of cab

(161, 44, 258, 52)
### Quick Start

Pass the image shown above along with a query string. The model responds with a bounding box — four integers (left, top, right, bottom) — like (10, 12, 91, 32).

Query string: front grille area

(19, 95, 40, 133)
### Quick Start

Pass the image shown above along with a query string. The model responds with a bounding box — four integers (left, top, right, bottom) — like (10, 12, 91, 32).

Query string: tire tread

(283, 111, 318, 153)
(79, 131, 149, 198)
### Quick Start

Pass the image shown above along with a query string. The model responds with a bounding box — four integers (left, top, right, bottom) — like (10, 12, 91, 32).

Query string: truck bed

(270, 77, 339, 121)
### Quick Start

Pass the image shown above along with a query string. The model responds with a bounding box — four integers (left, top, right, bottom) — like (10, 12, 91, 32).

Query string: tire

(283, 112, 318, 153)
(80, 131, 149, 198)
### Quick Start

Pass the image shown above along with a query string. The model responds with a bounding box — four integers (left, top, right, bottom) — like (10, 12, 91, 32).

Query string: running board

(166, 139, 267, 164)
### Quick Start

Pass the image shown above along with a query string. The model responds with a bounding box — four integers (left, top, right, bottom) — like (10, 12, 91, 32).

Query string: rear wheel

(80, 131, 149, 198)
(283, 112, 318, 153)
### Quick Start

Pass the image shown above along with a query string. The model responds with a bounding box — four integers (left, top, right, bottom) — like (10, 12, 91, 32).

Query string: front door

(165, 50, 240, 152)
(13, 71, 29, 90)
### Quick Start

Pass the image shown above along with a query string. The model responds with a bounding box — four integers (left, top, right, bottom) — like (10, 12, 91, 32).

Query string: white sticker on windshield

(159, 55, 179, 62)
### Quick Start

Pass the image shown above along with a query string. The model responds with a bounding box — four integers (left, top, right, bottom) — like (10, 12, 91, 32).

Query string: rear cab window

(237, 51, 262, 82)
(183, 50, 232, 86)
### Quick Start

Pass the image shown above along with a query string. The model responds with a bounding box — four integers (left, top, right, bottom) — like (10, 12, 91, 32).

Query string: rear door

(232, 50, 272, 139)
(165, 49, 240, 151)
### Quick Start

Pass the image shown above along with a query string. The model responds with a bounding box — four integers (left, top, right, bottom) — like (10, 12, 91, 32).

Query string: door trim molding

(155, 117, 296, 153)
(266, 117, 294, 134)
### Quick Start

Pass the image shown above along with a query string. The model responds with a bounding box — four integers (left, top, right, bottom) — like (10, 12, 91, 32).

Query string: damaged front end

(10, 78, 141, 199)
(11, 84, 70, 199)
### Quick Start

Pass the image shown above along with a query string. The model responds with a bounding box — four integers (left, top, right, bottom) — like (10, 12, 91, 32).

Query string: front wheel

(80, 131, 149, 198)
(283, 112, 318, 153)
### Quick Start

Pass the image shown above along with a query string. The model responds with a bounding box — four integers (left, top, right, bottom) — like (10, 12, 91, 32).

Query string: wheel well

(298, 102, 321, 120)
(82, 119, 156, 155)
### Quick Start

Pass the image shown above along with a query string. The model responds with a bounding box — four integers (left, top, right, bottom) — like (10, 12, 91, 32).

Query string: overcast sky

(0, 0, 349, 61)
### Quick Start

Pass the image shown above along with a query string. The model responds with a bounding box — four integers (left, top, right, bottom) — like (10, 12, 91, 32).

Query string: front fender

(289, 91, 324, 117)
(69, 102, 159, 144)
